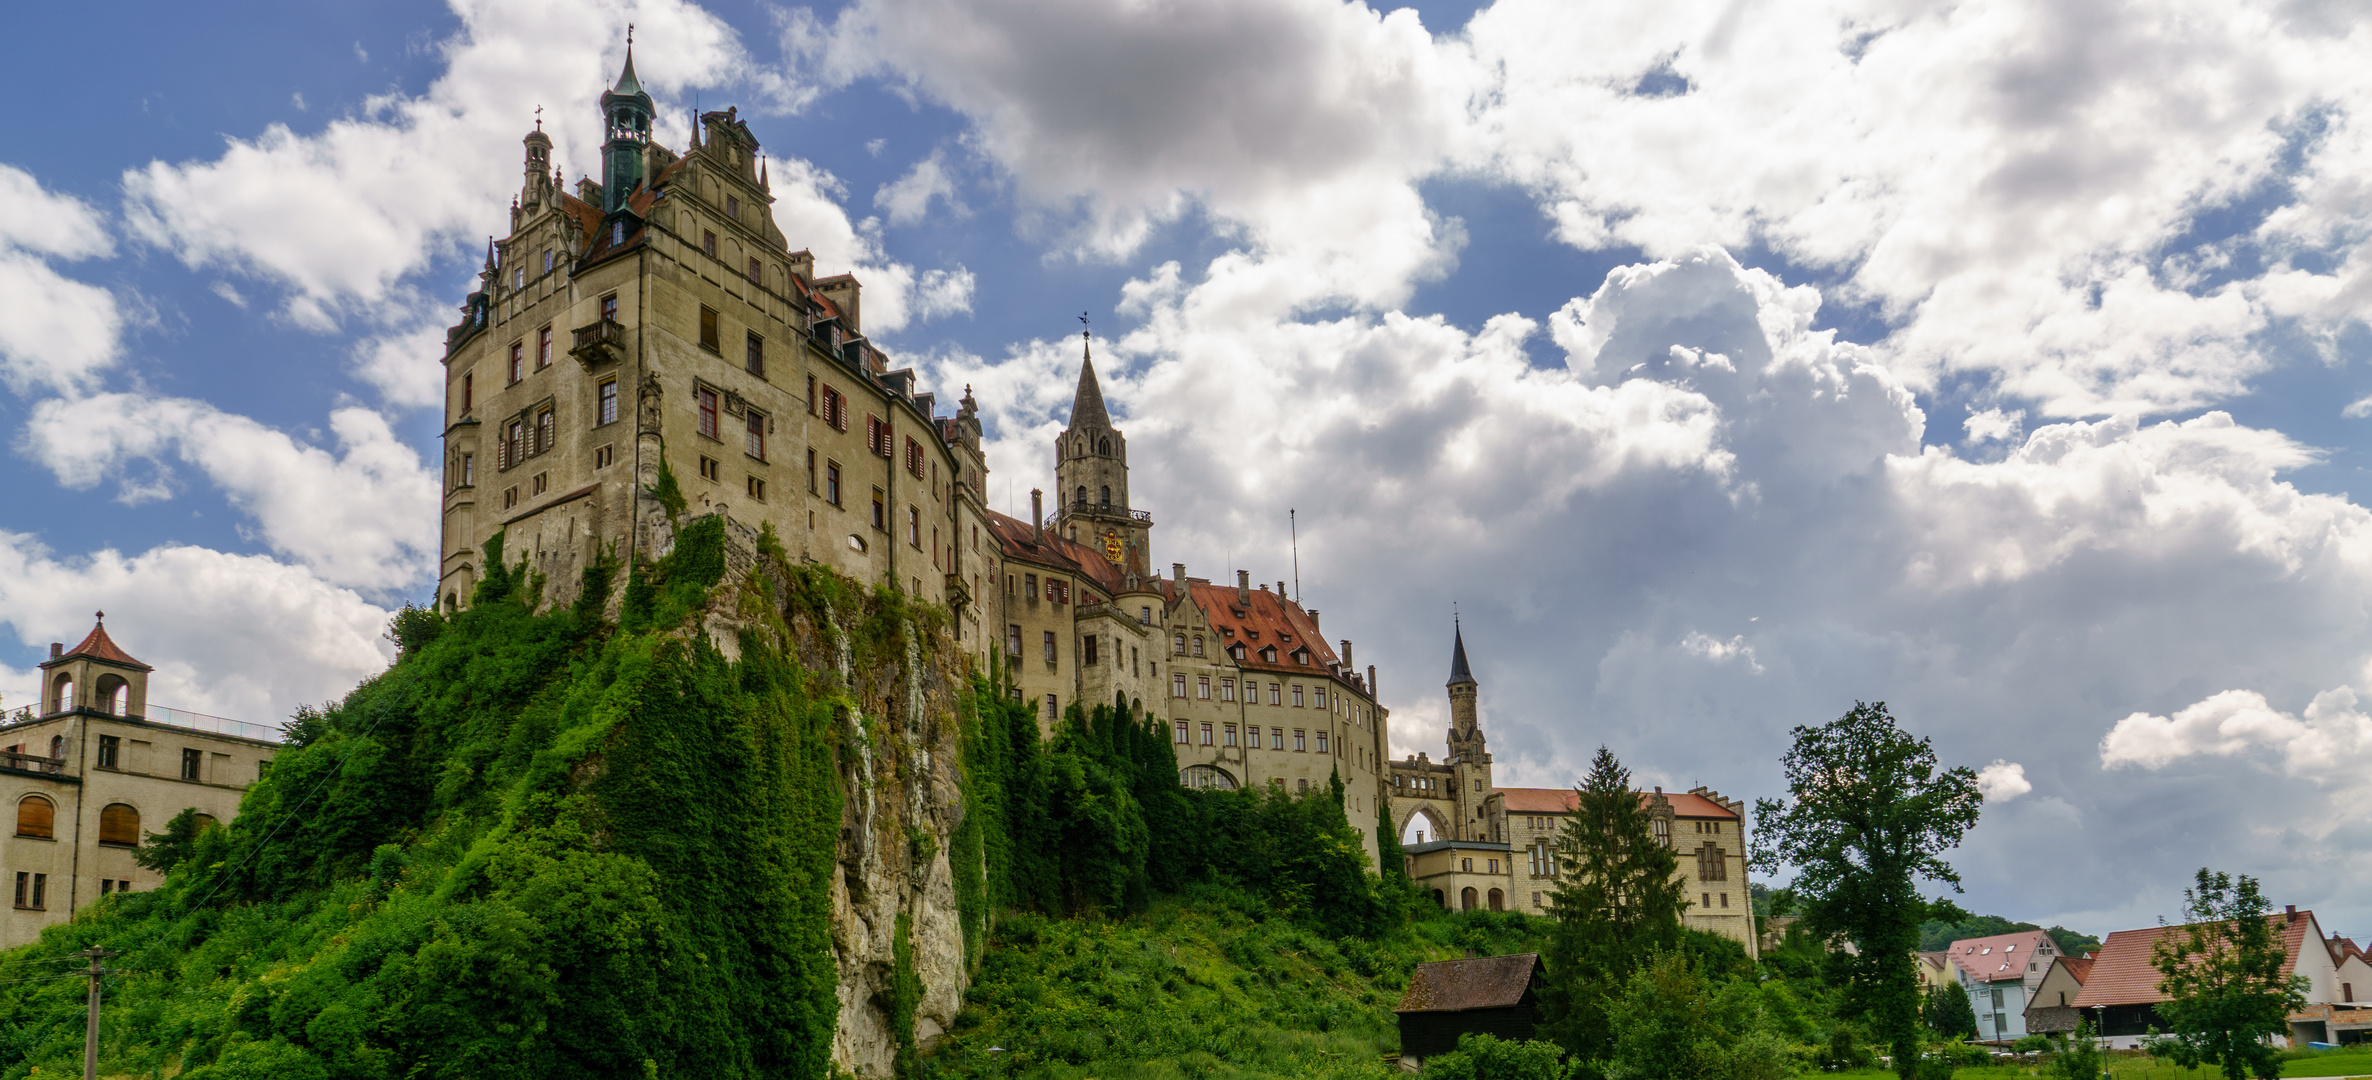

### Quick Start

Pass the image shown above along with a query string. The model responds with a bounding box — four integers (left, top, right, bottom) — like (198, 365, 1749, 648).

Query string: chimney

(1236, 570, 1250, 608)
(1031, 489, 1044, 543)
(1173, 562, 1186, 584)
(1278, 581, 1288, 596)
(1367, 663, 1377, 697)
(2286, 904, 2298, 923)
(1308, 610, 1320, 632)
(1341, 640, 1353, 668)
(49, 643, 62, 659)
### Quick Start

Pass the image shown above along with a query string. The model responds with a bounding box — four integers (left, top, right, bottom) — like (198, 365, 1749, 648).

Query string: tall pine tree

(1540, 746, 1687, 1062)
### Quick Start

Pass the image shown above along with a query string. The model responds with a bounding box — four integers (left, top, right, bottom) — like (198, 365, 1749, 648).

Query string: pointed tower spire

(598, 27, 656, 215)
(1448, 617, 1475, 687)
(1069, 317, 1109, 430)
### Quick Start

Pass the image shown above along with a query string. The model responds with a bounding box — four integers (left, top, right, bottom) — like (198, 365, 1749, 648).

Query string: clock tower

(1053, 328, 1152, 580)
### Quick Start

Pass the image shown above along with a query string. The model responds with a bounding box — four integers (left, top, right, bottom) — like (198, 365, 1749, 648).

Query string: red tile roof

(1188, 580, 1341, 675)
(983, 510, 1125, 598)
(1496, 787, 1740, 819)
(43, 617, 150, 672)
(1395, 953, 1544, 1013)
(2071, 913, 2319, 1008)
(2059, 955, 2094, 984)
(1947, 930, 2055, 984)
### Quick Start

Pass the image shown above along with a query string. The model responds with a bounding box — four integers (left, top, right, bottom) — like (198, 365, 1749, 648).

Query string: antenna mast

(1290, 509, 1300, 602)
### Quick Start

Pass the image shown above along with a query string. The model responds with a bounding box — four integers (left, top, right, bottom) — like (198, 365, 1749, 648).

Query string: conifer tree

(1540, 745, 1687, 1062)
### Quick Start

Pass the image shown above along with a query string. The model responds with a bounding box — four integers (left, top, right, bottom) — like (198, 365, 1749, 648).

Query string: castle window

(1197, 676, 1210, 700)
(1173, 633, 1185, 654)
(1697, 843, 1726, 882)
(601, 293, 618, 321)
(96, 734, 117, 769)
(746, 411, 766, 460)
(13, 872, 44, 910)
(1271, 728, 1284, 749)
(1293, 730, 1306, 752)
(1487, 859, 1499, 874)
(594, 445, 613, 469)
(748, 256, 761, 281)
(1224, 724, 1237, 746)
(1075, 485, 1087, 508)
(806, 375, 818, 415)
(508, 341, 524, 384)
(537, 325, 553, 368)
(513, 267, 523, 290)
(909, 506, 920, 548)
(181, 747, 203, 780)
(15, 796, 53, 839)
(1100, 485, 1110, 506)
(1140, 606, 1151, 624)
(726, 194, 740, 220)
(1315, 730, 1328, 753)
(1025, 573, 1038, 599)
(1653, 818, 1669, 839)
(1192, 635, 1204, 657)
(543, 249, 553, 274)
(807, 449, 818, 494)
(612, 221, 624, 246)
(826, 461, 842, 505)
(1200, 722, 1213, 745)
(503, 486, 518, 509)
(699, 306, 720, 352)
(532, 472, 549, 496)
(1083, 636, 1098, 666)
(1098, 438, 1110, 455)
(703, 230, 717, 258)
(1315, 687, 1327, 709)
(1045, 695, 1059, 722)
(1008, 625, 1023, 656)
(462, 372, 472, 412)
(907, 437, 924, 479)
(872, 488, 886, 530)
(699, 456, 720, 481)
(1043, 631, 1056, 664)
(534, 408, 554, 455)
(1297, 778, 1309, 794)
(1269, 683, 1282, 706)
(746, 331, 765, 377)
(747, 476, 766, 501)
(697, 388, 720, 439)
(98, 804, 139, 847)
(1292, 686, 1305, 708)
(1175, 720, 1188, 743)
(1461, 858, 1472, 872)
(1173, 674, 1187, 698)
(598, 379, 619, 425)
(1219, 679, 1235, 702)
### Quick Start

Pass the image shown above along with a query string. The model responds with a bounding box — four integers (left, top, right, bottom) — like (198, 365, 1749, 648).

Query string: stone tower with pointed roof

(1052, 331, 1153, 580)
(38, 613, 151, 719)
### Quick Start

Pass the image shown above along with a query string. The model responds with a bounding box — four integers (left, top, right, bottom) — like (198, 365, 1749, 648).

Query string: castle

(1390, 623, 1760, 956)
(434, 48, 1394, 862)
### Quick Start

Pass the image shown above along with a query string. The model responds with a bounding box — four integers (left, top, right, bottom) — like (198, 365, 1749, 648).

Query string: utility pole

(78, 946, 116, 1080)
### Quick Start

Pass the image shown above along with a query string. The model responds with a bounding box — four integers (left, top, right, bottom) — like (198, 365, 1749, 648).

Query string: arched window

(1432, 889, 1446, 908)
(1075, 486, 1088, 508)
(52, 674, 73, 713)
(1192, 636, 1205, 657)
(1461, 887, 1478, 911)
(1489, 889, 1505, 911)
(46, 736, 62, 759)
(1173, 633, 1186, 654)
(1098, 438, 1110, 455)
(1099, 485, 1110, 506)
(1178, 764, 1238, 790)
(98, 804, 139, 847)
(15, 796, 54, 839)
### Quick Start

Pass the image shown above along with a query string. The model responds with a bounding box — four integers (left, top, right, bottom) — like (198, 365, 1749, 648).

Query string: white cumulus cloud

(0, 164, 122, 394)
(1977, 760, 2032, 803)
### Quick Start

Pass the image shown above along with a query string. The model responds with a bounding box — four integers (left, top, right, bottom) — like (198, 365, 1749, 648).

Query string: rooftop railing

(0, 703, 280, 743)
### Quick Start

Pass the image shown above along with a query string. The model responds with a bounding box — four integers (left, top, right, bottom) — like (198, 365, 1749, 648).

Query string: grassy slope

(923, 887, 1548, 1080)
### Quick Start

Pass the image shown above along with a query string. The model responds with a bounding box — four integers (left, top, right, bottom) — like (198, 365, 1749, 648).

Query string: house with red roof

(1945, 929, 2064, 1042)
(2025, 952, 2096, 1035)
(2070, 906, 2370, 1049)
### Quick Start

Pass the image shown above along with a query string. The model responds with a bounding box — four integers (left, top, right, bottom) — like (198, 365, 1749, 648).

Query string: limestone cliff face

(705, 515, 973, 1078)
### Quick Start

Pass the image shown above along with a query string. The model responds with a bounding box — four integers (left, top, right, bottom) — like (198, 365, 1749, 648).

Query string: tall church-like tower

(1444, 619, 1494, 829)
(1052, 329, 1152, 579)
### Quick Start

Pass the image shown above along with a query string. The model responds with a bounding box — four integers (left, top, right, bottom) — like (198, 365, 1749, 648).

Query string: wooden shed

(1393, 952, 1548, 1066)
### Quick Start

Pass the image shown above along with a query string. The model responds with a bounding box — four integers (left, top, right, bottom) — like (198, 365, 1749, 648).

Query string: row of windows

(11, 797, 188, 846)
(480, 294, 618, 406)
(1172, 721, 1330, 753)
(1172, 675, 1334, 708)
(1007, 575, 1073, 604)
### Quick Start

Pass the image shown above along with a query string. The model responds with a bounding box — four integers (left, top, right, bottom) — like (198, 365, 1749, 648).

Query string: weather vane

(534, 104, 543, 131)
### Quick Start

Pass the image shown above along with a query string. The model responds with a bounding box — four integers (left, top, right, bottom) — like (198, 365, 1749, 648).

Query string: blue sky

(6, 0, 2372, 938)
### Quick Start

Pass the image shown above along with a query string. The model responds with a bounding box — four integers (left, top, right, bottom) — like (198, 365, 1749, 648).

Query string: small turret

(598, 36, 655, 217)
(522, 117, 554, 211)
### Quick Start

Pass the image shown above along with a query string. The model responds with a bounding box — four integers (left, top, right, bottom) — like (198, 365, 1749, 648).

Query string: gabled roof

(1495, 786, 1740, 820)
(42, 616, 151, 672)
(1947, 930, 2055, 984)
(2054, 954, 2094, 984)
(1395, 953, 1543, 1014)
(983, 509, 1125, 597)
(2071, 912, 2320, 1009)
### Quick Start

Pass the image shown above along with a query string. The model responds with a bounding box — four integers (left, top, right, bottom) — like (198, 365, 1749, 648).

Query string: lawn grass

(1828, 1045, 2372, 1079)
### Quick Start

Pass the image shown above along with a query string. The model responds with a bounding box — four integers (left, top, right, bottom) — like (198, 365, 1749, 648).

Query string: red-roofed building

(1384, 625, 1758, 956)
(2070, 907, 2368, 1049)
(0, 615, 277, 947)
(1943, 929, 2061, 1042)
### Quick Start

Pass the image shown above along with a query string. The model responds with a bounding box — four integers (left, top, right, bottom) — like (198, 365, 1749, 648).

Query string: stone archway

(1460, 887, 1478, 911)
(1398, 806, 1447, 845)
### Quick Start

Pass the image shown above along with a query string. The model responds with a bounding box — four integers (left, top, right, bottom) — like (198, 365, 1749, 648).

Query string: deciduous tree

(1751, 702, 1982, 1080)
(2149, 868, 2308, 1080)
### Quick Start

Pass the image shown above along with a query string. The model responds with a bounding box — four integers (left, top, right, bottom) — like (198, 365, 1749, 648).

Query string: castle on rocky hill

(434, 47, 1394, 863)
